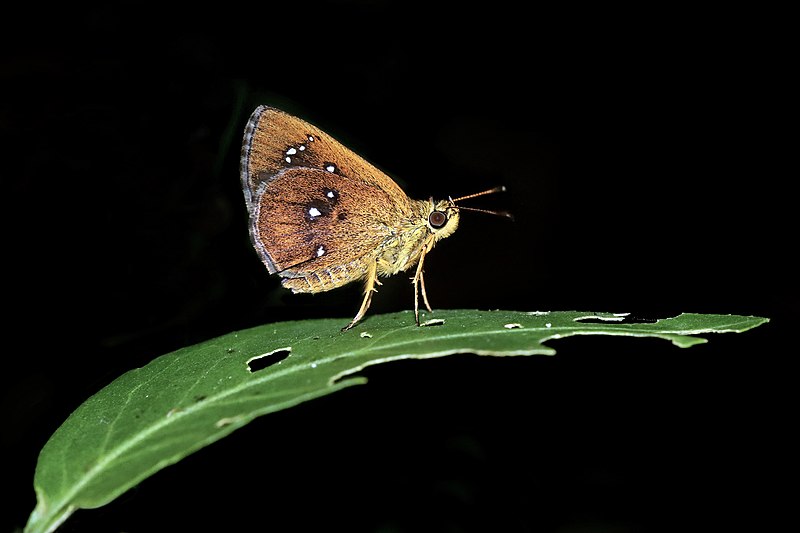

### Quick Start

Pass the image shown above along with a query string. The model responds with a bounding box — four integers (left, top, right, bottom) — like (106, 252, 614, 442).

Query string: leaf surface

(24, 310, 769, 533)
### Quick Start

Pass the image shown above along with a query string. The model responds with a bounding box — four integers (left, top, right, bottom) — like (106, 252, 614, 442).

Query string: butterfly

(240, 105, 509, 331)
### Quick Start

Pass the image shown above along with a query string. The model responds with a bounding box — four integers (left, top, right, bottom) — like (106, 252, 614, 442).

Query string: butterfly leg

(342, 259, 379, 331)
(412, 243, 433, 326)
(419, 261, 433, 313)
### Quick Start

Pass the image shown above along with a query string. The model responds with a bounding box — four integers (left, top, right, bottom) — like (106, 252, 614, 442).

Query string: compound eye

(428, 210, 447, 229)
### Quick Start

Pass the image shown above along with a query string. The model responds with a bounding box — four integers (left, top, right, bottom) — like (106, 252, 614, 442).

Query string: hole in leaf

(247, 347, 292, 372)
(574, 313, 664, 324)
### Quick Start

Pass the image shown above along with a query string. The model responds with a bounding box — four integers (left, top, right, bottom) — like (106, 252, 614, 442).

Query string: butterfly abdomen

(280, 257, 372, 293)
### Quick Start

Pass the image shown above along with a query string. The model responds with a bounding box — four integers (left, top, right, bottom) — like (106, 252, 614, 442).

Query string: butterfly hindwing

(251, 167, 397, 273)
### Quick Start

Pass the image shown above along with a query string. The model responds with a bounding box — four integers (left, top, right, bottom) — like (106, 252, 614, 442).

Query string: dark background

(3, 3, 792, 532)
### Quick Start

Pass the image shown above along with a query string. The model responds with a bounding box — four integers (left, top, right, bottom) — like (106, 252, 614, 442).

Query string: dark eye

(428, 211, 447, 228)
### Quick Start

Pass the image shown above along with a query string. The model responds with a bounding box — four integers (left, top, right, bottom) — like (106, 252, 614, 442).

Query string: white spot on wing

(325, 164, 335, 173)
(285, 156, 292, 163)
(286, 147, 297, 155)
(299, 145, 306, 151)
(308, 207, 322, 218)
(317, 246, 326, 257)
(326, 190, 335, 198)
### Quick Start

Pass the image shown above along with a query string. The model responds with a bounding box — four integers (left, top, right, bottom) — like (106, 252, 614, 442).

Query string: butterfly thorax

(374, 198, 460, 277)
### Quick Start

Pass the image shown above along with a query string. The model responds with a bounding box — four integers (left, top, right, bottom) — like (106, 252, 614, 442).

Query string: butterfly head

(426, 199, 461, 241)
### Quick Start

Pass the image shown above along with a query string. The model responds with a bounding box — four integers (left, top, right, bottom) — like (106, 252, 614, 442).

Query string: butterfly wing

(241, 106, 408, 211)
(240, 106, 414, 292)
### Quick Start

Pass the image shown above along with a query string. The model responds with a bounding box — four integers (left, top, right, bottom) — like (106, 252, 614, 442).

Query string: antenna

(449, 186, 513, 220)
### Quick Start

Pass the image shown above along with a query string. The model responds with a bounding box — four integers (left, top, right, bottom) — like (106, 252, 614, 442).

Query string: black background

(3, 3, 793, 532)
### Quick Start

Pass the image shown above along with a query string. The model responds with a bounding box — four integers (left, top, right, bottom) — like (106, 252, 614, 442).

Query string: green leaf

(24, 310, 768, 533)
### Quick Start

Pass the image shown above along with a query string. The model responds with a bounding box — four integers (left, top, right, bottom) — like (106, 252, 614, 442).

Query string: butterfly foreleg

(412, 238, 435, 326)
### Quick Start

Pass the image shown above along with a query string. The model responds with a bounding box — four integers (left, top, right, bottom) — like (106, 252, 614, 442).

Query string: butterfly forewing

(241, 106, 408, 208)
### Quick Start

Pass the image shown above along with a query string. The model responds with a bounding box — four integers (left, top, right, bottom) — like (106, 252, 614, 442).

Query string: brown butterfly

(240, 106, 509, 331)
